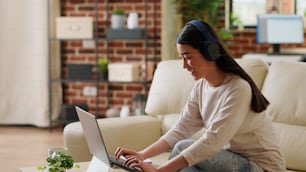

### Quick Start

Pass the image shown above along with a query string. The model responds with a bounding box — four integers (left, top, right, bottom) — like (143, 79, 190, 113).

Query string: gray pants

(169, 139, 266, 172)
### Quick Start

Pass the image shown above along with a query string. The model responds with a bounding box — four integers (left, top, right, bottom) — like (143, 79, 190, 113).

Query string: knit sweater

(161, 74, 286, 172)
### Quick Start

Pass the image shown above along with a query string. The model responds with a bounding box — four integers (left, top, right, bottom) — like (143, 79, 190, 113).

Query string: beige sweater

(161, 75, 286, 172)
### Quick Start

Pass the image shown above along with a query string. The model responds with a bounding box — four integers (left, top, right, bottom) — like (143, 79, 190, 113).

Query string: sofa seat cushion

(273, 122, 306, 171)
(262, 61, 306, 126)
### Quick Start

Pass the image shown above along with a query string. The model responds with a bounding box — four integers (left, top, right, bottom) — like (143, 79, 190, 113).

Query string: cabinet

(48, 0, 157, 128)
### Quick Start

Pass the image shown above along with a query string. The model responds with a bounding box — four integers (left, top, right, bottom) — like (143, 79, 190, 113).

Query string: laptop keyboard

(109, 155, 142, 172)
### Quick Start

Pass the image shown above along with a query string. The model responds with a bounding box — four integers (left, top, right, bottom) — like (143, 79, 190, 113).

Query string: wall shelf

(106, 28, 147, 40)
(48, 0, 156, 129)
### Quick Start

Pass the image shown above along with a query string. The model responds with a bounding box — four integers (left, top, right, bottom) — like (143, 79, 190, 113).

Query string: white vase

(111, 15, 125, 29)
(127, 12, 138, 29)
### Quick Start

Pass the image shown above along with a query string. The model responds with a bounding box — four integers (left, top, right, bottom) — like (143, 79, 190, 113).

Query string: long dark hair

(177, 21, 269, 113)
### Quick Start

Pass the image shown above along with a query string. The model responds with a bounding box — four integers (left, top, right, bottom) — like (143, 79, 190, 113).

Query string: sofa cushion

(145, 60, 195, 116)
(262, 61, 306, 126)
(273, 122, 306, 171)
(235, 58, 269, 90)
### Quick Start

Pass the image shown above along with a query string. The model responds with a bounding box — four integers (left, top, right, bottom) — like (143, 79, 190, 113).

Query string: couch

(63, 58, 306, 171)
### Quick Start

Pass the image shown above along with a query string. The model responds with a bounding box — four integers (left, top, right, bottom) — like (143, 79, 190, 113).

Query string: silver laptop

(75, 106, 141, 172)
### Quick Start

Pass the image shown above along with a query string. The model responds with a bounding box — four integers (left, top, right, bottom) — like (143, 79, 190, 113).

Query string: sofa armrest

(63, 115, 162, 162)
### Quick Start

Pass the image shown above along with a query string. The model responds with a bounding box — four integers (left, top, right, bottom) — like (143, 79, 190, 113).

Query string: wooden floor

(0, 126, 64, 172)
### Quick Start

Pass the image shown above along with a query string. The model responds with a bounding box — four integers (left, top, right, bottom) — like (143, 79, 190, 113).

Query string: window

(296, 0, 306, 16)
(230, 0, 305, 28)
(231, 0, 266, 27)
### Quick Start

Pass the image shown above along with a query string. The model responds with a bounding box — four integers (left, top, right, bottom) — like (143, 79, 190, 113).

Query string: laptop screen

(75, 106, 111, 167)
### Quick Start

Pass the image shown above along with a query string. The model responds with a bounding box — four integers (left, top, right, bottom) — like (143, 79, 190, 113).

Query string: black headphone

(187, 20, 222, 61)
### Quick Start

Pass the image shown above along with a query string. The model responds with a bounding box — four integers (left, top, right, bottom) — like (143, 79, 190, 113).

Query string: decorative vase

(127, 12, 138, 29)
(111, 14, 125, 29)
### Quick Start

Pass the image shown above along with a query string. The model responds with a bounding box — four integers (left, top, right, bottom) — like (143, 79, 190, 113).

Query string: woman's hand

(125, 156, 158, 172)
(115, 147, 158, 172)
(114, 147, 144, 160)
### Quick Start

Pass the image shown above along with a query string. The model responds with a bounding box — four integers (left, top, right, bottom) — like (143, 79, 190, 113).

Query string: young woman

(115, 20, 286, 172)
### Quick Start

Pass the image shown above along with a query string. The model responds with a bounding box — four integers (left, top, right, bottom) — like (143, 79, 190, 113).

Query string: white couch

(63, 58, 306, 172)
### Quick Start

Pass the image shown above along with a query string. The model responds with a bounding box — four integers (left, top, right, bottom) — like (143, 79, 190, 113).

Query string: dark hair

(177, 21, 269, 113)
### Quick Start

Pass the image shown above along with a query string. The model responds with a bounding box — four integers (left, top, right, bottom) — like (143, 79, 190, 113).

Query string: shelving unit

(48, 0, 157, 129)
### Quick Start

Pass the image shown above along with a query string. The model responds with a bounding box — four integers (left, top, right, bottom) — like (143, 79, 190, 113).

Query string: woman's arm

(139, 139, 170, 159)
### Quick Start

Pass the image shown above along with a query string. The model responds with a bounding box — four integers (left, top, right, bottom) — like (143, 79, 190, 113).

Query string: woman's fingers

(125, 157, 143, 170)
(114, 147, 123, 159)
(114, 147, 138, 160)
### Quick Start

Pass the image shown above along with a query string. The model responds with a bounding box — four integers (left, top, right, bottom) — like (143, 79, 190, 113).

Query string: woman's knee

(169, 139, 194, 159)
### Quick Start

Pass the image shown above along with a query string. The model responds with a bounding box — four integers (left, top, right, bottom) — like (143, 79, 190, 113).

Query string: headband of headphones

(187, 20, 217, 43)
(186, 20, 221, 61)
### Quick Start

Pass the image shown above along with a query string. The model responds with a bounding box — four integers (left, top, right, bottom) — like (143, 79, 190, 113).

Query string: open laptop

(75, 106, 141, 172)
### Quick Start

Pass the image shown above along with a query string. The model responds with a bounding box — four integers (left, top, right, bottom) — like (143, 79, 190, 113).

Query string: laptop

(75, 106, 141, 172)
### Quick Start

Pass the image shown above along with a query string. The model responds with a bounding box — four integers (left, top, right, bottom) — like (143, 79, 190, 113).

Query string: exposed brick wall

(60, 0, 161, 117)
(227, 30, 306, 58)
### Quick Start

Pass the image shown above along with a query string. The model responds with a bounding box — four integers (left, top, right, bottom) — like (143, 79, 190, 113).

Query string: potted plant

(111, 8, 125, 29)
(97, 57, 109, 81)
(173, 0, 233, 42)
(37, 151, 80, 172)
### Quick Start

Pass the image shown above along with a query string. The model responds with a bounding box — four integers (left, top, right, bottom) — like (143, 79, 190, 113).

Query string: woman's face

(177, 44, 213, 80)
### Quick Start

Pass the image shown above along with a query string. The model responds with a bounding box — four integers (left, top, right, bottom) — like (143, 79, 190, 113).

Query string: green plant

(97, 58, 109, 72)
(37, 152, 80, 172)
(230, 13, 242, 29)
(173, 0, 221, 26)
(112, 8, 125, 15)
(172, 0, 233, 42)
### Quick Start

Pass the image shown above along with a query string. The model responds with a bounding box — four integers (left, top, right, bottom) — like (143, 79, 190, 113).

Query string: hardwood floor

(0, 126, 64, 172)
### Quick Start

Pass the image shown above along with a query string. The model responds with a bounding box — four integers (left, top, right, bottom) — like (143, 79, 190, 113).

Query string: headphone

(187, 20, 222, 61)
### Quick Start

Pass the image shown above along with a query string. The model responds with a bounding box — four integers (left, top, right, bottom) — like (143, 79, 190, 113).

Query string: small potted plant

(97, 57, 109, 81)
(37, 151, 80, 172)
(111, 8, 125, 29)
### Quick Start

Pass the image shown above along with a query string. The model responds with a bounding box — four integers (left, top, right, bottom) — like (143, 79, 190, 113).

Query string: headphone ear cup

(202, 42, 221, 61)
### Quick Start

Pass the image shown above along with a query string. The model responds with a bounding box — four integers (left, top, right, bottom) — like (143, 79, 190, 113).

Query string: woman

(115, 20, 286, 172)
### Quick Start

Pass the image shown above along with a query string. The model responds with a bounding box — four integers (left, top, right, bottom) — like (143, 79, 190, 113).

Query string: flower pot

(99, 70, 108, 81)
(111, 14, 125, 29)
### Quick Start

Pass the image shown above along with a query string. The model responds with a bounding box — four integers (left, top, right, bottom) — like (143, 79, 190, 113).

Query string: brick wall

(60, 0, 161, 117)
(227, 30, 306, 58)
